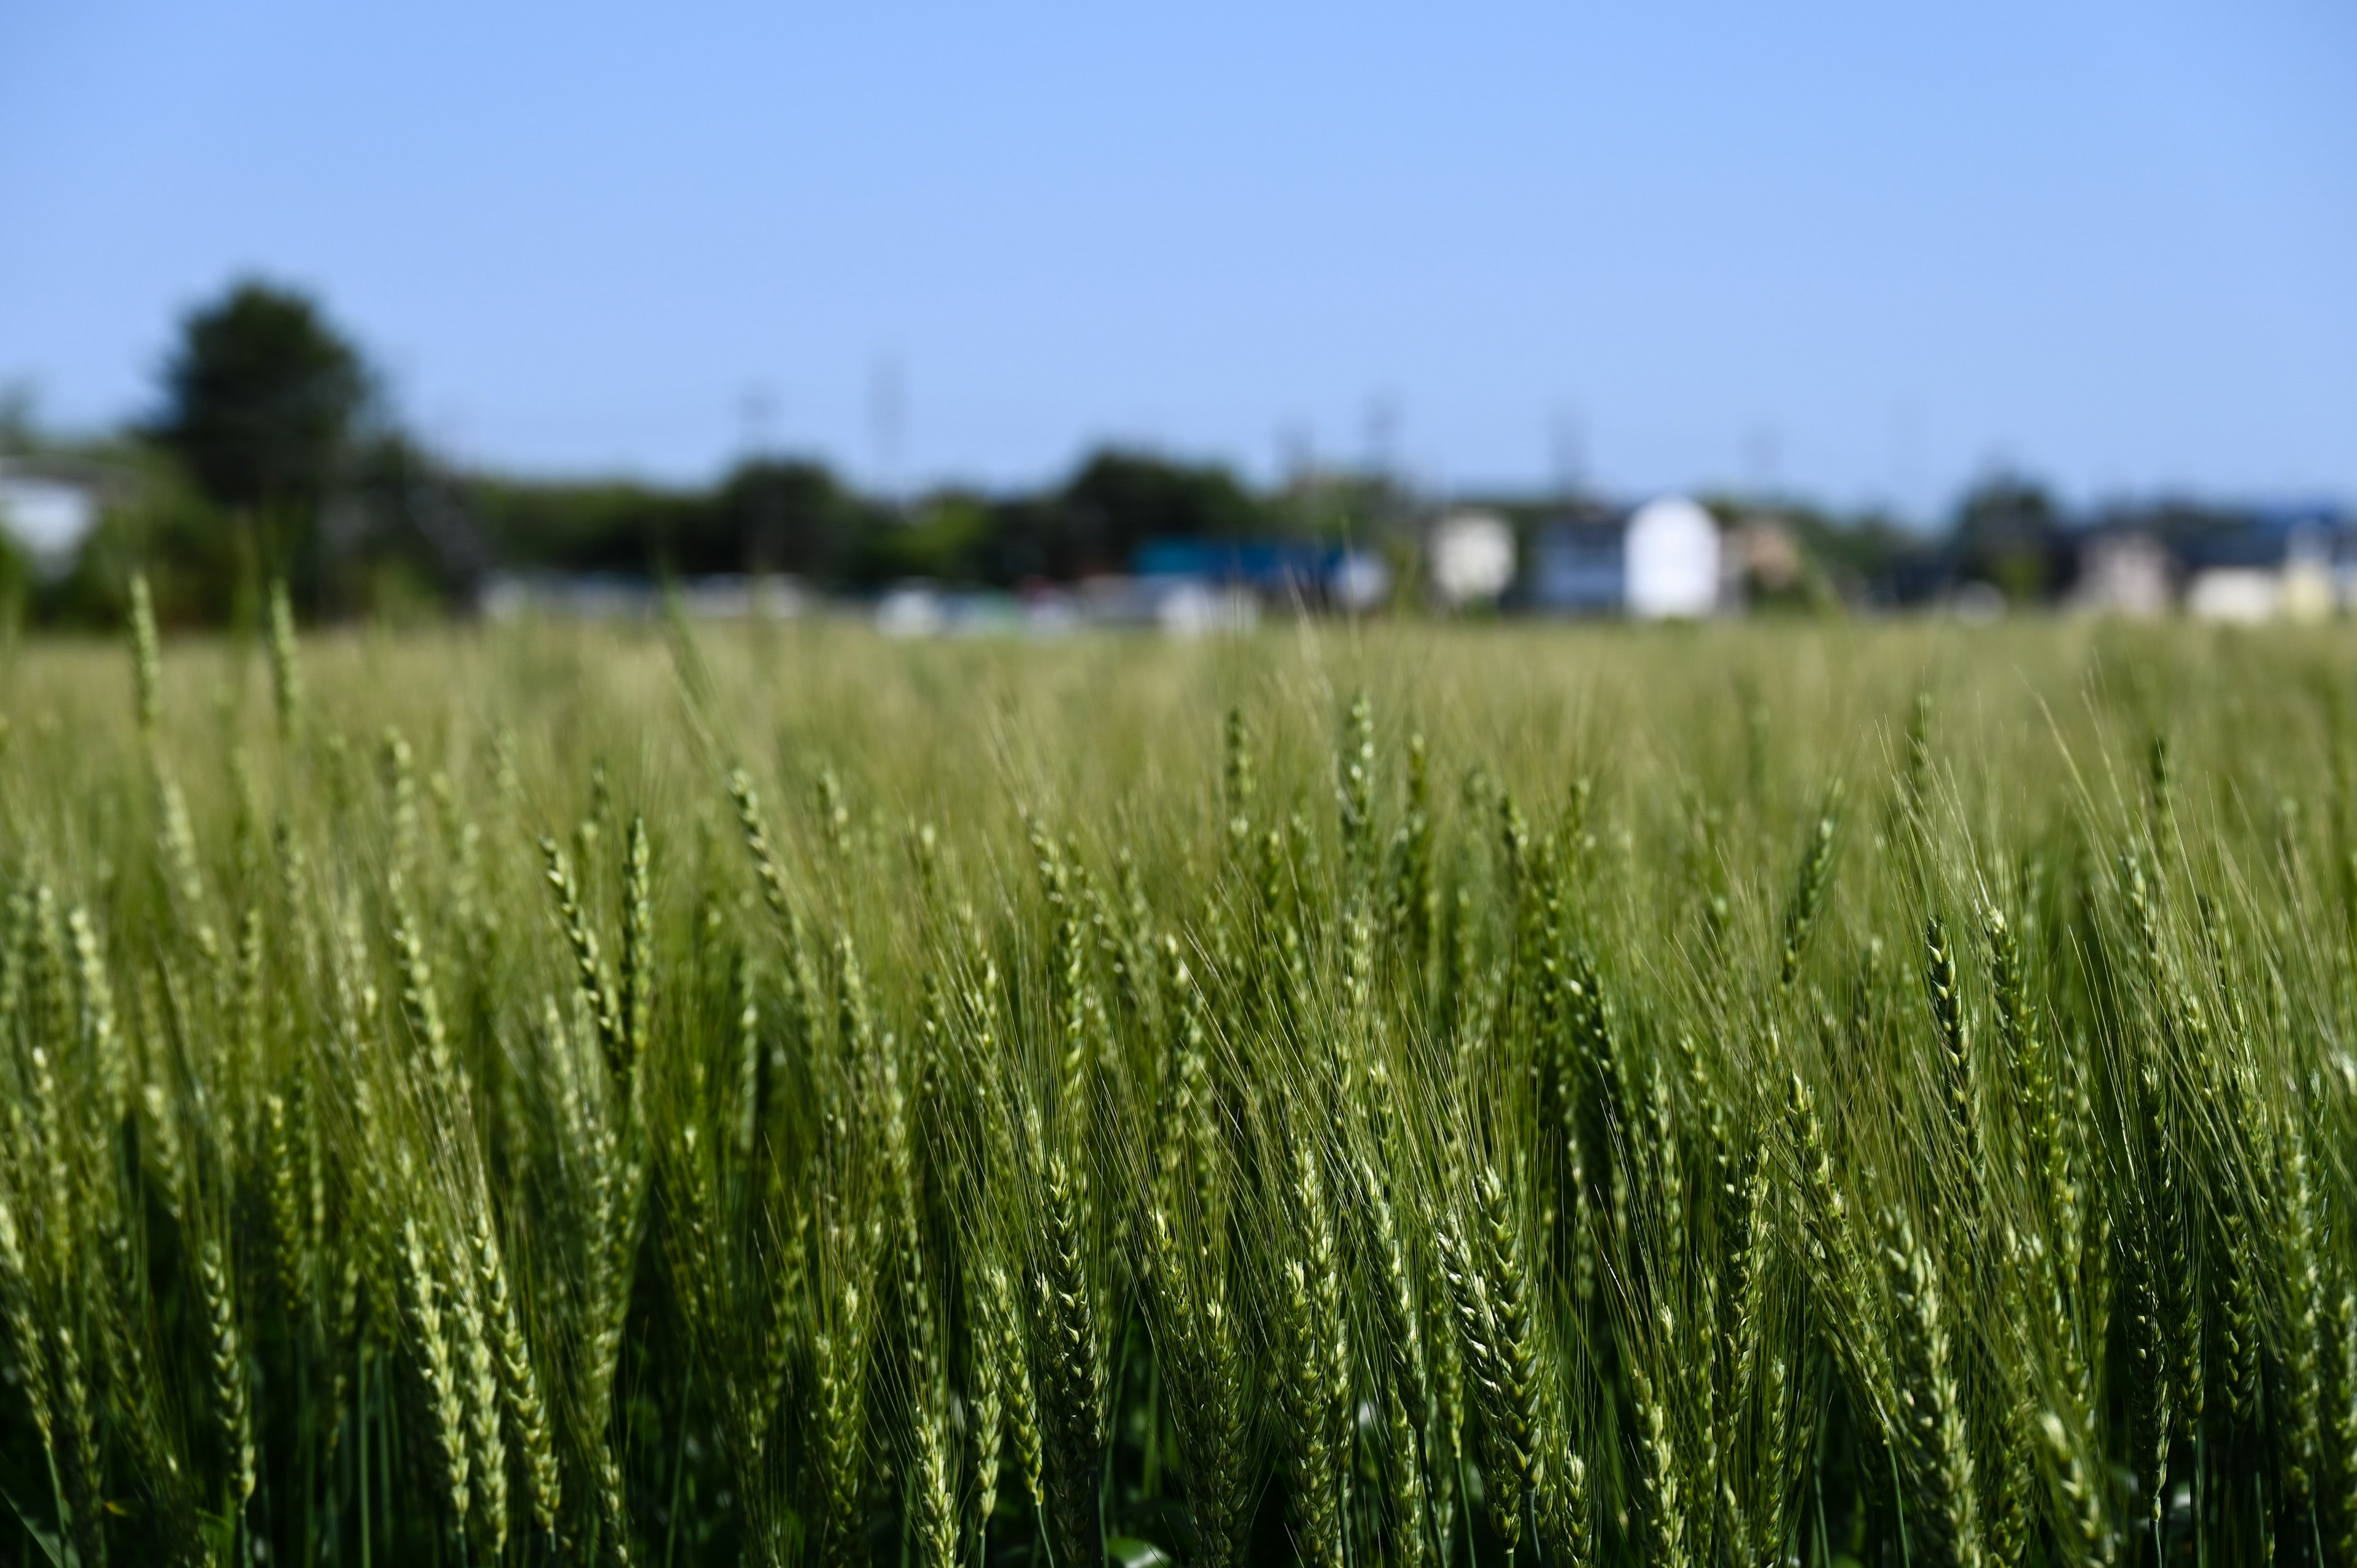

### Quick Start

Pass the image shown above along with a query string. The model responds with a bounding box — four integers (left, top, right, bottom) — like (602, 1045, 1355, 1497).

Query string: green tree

(150, 279, 371, 599)
(1059, 449, 1268, 571)
(862, 492, 993, 583)
(714, 458, 871, 576)
(1949, 473, 2065, 604)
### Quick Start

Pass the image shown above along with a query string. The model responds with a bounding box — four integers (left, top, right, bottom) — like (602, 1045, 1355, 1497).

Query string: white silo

(1624, 496, 1719, 619)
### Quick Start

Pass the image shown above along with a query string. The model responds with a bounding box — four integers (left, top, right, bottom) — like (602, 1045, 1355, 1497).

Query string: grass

(0, 598, 2353, 1567)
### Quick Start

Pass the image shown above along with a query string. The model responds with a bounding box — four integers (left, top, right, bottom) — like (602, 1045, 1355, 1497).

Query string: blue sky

(3, 2, 2352, 519)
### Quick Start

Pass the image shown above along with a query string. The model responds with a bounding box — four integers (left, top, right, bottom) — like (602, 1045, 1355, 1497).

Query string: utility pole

(870, 351, 905, 510)
(1550, 404, 1587, 503)
(738, 383, 781, 575)
(740, 383, 776, 460)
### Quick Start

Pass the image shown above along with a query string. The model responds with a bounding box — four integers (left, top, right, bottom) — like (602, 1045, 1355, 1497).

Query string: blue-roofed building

(1132, 539, 1390, 610)
(1528, 517, 1625, 614)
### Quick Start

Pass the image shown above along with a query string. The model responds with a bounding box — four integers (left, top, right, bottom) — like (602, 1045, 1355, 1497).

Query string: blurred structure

(2067, 528, 2173, 617)
(481, 572, 807, 620)
(2179, 509, 2337, 622)
(2184, 568, 2280, 622)
(2285, 539, 2336, 621)
(1073, 575, 1260, 633)
(1948, 581, 2009, 622)
(0, 457, 101, 576)
(1151, 578, 1261, 634)
(870, 576, 1256, 637)
(1528, 512, 1627, 614)
(1625, 496, 1720, 617)
(1527, 496, 1720, 617)
(2099, 500, 2343, 622)
(1133, 538, 1388, 611)
(1875, 481, 2356, 622)
(1329, 550, 1393, 612)
(875, 583, 950, 636)
(1428, 510, 1515, 609)
(1730, 514, 1803, 600)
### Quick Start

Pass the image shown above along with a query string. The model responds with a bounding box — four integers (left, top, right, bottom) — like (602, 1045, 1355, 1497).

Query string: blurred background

(1, 1, 2351, 629)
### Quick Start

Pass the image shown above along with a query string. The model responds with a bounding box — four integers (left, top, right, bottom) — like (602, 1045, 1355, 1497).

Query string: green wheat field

(1, 592, 2353, 1567)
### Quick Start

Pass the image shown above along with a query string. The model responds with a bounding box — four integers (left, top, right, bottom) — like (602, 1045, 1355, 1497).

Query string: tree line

(7, 276, 2164, 630)
(4, 279, 1403, 629)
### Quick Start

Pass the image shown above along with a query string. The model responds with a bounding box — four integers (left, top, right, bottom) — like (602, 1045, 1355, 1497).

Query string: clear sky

(4, 2, 2352, 519)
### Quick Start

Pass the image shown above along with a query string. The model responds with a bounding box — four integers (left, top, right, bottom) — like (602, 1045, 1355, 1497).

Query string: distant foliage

(152, 280, 370, 520)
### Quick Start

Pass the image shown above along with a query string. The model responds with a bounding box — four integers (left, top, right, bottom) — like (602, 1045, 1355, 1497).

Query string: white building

(2069, 531, 2173, 617)
(2183, 521, 2340, 623)
(1329, 549, 1393, 612)
(481, 573, 807, 620)
(1428, 511, 1515, 609)
(2283, 528, 2335, 621)
(2186, 569, 2280, 624)
(0, 462, 100, 574)
(1624, 496, 1720, 619)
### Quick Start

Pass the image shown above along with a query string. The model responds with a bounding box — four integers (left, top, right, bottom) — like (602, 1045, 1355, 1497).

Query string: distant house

(1626, 496, 1720, 617)
(1428, 511, 1515, 609)
(1730, 515, 1804, 598)
(1527, 496, 1721, 618)
(2165, 502, 2345, 622)
(2185, 568, 2284, 624)
(481, 572, 807, 620)
(2067, 529, 2173, 617)
(1528, 516, 1625, 613)
(1132, 539, 1389, 611)
(2048, 499, 2356, 621)
(0, 458, 102, 575)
